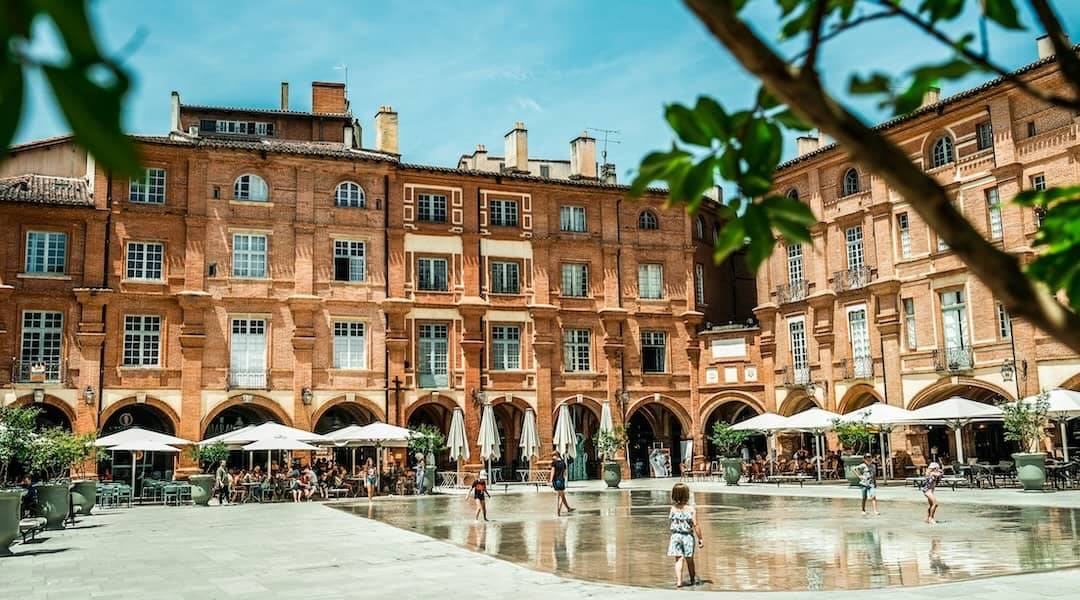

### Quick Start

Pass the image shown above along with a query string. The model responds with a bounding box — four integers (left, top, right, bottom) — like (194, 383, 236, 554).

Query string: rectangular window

(787, 244, 803, 284)
(25, 231, 67, 274)
(998, 303, 1012, 340)
(20, 311, 63, 382)
(417, 193, 448, 223)
(129, 168, 166, 204)
(123, 315, 161, 367)
(229, 317, 267, 388)
(563, 329, 591, 372)
(694, 263, 705, 307)
(490, 261, 520, 294)
(641, 331, 667, 374)
(232, 234, 267, 278)
(986, 188, 1003, 240)
(940, 290, 970, 367)
(332, 321, 366, 369)
(562, 263, 589, 297)
(897, 213, 911, 259)
(845, 226, 864, 270)
(638, 263, 664, 299)
(976, 122, 993, 150)
(417, 257, 449, 291)
(333, 240, 366, 282)
(213, 120, 273, 136)
(560, 206, 586, 232)
(489, 199, 518, 227)
(1027, 121, 1036, 137)
(491, 325, 521, 370)
(903, 298, 917, 350)
(1032, 174, 1046, 191)
(417, 323, 449, 388)
(788, 317, 808, 384)
(847, 306, 871, 378)
(539, 165, 550, 178)
(125, 242, 164, 281)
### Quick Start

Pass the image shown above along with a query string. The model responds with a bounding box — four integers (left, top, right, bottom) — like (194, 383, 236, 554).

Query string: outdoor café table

(346, 477, 364, 497)
(241, 482, 262, 503)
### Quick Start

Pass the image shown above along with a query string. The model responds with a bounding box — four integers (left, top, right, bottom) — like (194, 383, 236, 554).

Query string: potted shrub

(67, 432, 96, 516)
(710, 421, 750, 485)
(834, 418, 874, 485)
(0, 405, 39, 554)
(184, 441, 229, 506)
(1003, 392, 1050, 492)
(593, 426, 627, 488)
(408, 425, 447, 492)
(30, 428, 95, 530)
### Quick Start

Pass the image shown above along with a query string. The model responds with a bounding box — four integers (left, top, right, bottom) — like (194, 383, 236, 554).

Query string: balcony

(228, 368, 270, 390)
(776, 280, 809, 304)
(933, 346, 973, 372)
(11, 359, 64, 384)
(782, 365, 811, 387)
(841, 355, 874, 380)
(832, 266, 874, 293)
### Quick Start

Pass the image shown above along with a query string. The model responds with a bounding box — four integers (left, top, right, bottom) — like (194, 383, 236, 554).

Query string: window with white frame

(986, 187, 1003, 240)
(490, 261, 520, 294)
(847, 305, 871, 378)
(333, 240, 366, 282)
(694, 217, 704, 239)
(903, 297, 917, 350)
(897, 213, 911, 259)
(842, 168, 860, 196)
(332, 321, 366, 369)
(229, 317, 267, 388)
(204, 120, 274, 136)
(25, 231, 67, 274)
(560, 206, 586, 232)
(845, 225, 864, 270)
(931, 136, 954, 168)
(940, 290, 969, 355)
(1032, 174, 1046, 191)
(20, 311, 63, 381)
(491, 325, 521, 370)
(638, 263, 664, 299)
(234, 174, 268, 202)
(125, 242, 164, 281)
(562, 263, 588, 297)
(129, 168, 166, 204)
(998, 303, 1012, 340)
(563, 329, 591, 372)
(489, 199, 518, 227)
(123, 315, 161, 366)
(788, 317, 808, 383)
(976, 122, 993, 150)
(232, 233, 268, 278)
(641, 331, 667, 374)
(416, 257, 448, 291)
(787, 243, 803, 284)
(417, 193, 448, 223)
(417, 323, 449, 388)
(335, 181, 365, 208)
(694, 263, 705, 306)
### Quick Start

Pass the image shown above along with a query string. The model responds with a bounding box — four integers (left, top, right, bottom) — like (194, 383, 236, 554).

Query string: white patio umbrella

(731, 412, 790, 475)
(477, 402, 502, 482)
(326, 422, 414, 447)
(208, 422, 329, 447)
(107, 440, 181, 493)
(904, 397, 1003, 464)
(839, 403, 914, 480)
(198, 424, 255, 448)
(519, 408, 540, 464)
(95, 426, 191, 448)
(243, 436, 321, 477)
(599, 401, 614, 434)
(447, 407, 469, 486)
(553, 404, 577, 460)
(1019, 389, 1080, 461)
(782, 407, 841, 481)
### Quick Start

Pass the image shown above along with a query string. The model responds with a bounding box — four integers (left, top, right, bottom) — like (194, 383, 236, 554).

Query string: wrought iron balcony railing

(832, 266, 874, 292)
(933, 346, 973, 372)
(776, 280, 809, 304)
(11, 359, 63, 384)
(841, 355, 874, 380)
(228, 368, 270, 390)
(782, 365, 811, 386)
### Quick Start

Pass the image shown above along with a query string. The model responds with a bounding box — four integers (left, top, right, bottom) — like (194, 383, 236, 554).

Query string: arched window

(931, 136, 954, 168)
(694, 217, 704, 239)
(638, 211, 658, 230)
(335, 181, 365, 208)
(786, 188, 799, 200)
(712, 224, 719, 242)
(234, 174, 268, 202)
(842, 168, 860, 196)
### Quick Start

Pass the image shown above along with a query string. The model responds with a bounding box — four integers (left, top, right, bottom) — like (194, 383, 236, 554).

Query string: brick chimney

(312, 81, 346, 114)
(473, 144, 487, 169)
(375, 106, 399, 154)
(280, 82, 289, 111)
(569, 131, 597, 179)
(503, 122, 528, 173)
(920, 86, 941, 109)
(796, 135, 819, 156)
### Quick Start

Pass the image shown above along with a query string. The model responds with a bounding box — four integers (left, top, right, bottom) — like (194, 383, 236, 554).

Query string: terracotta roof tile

(0, 174, 92, 206)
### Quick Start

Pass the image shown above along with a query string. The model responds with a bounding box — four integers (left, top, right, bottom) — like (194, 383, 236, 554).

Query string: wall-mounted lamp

(614, 389, 630, 414)
(84, 385, 95, 406)
(470, 389, 487, 406)
(32, 388, 44, 403)
(1001, 359, 1016, 382)
(301, 387, 313, 405)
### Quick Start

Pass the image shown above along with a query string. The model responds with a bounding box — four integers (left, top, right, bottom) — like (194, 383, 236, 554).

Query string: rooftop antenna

(587, 127, 620, 164)
(334, 63, 349, 98)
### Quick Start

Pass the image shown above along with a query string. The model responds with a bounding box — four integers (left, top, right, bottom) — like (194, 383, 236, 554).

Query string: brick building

(0, 81, 754, 479)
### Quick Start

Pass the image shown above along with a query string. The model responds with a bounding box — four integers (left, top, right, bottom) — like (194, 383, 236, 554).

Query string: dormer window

(202, 120, 274, 137)
(842, 168, 860, 196)
(234, 174, 269, 202)
(335, 181, 365, 208)
(931, 136, 954, 168)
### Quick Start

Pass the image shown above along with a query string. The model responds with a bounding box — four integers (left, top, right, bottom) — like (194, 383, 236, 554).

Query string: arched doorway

(34, 403, 72, 431)
(407, 398, 456, 471)
(552, 399, 601, 480)
(702, 397, 764, 460)
(203, 403, 281, 439)
(101, 402, 179, 489)
(313, 402, 377, 435)
(778, 391, 820, 457)
(625, 398, 690, 478)
(908, 379, 1015, 465)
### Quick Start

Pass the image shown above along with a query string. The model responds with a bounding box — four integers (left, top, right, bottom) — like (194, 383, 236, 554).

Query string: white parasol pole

(814, 433, 821, 481)
(953, 420, 965, 464)
(131, 451, 137, 493)
(1061, 419, 1070, 462)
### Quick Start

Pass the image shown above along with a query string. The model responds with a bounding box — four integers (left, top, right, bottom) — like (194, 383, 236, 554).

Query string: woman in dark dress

(549, 450, 574, 516)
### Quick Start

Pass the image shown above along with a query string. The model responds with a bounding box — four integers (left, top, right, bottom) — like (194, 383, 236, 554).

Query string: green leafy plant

(833, 418, 873, 456)
(593, 425, 627, 462)
(1002, 391, 1050, 453)
(709, 421, 751, 458)
(184, 441, 230, 474)
(408, 425, 447, 457)
(0, 404, 41, 485)
(29, 428, 96, 482)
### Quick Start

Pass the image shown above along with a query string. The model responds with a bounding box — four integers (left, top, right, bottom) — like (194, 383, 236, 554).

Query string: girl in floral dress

(668, 483, 704, 588)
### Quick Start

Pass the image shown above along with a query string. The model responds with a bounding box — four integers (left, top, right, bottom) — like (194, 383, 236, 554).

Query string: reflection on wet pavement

(333, 489, 1080, 591)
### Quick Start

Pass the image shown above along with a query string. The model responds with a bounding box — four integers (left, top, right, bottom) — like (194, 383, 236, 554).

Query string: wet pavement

(335, 487, 1080, 592)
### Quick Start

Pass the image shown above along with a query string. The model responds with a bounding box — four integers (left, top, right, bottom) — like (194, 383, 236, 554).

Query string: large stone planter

(423, 466, 436, 492)
(0, 489, 24, 556)
(602, 462, 622, 488)
(189, 474, 215, 506)
(1012, 452, 1047, 492)
(70, 480, 97, 516)
(34, 483, 71, 530)
(721, 458, 744, 486)
(842, 455, 865, 486)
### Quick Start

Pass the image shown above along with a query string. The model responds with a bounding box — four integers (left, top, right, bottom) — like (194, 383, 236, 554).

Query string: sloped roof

(132, 134, 399, 162)
(180, 103, 352, 119)
(0, 174, 92, 206)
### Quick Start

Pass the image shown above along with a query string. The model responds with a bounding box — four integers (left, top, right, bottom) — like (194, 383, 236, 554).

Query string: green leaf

(713, 219, 747, 265)
(679, 157, 716, 204)
(742, 203, 775, 271)
(741, 118, 782, 172)
(629, 148, 692, 197)
(717, 148, 740, 182)
(983, 0, 1022, 30)
(740, 174, 773, 198)
(911, 58, 976, 81)
(757, 86, 781, 111)
(918, 0, 964, 24)
(693, 96, 730, 140)
(665, 103, 711, 147)
(760, 195, 817, 226)
(773, 109, 813, 131)
(1014, 186, 1080, 208)
(0, 59, 24, 155)
(849, 73, 892, 96)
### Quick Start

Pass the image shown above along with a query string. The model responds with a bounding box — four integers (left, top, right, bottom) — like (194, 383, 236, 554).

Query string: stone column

(176, 291, 210, 477)
(381, 298, 413, 425)
(680, 311, 705, 473)
(74, 289, 110, 478)
(288, 295, 320, 431)
(459, 297, 488, 471)
(529, 304, 558, 470)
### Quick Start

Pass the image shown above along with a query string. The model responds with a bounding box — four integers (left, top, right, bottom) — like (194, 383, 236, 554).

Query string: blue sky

(15, 0, 1080, 177)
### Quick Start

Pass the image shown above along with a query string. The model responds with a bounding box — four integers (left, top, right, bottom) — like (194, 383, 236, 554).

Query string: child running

(922, 462, 943, 524)
(852, 453, 880, 516)
(469, 469, 492, 521)
(668, 483, 704, 588)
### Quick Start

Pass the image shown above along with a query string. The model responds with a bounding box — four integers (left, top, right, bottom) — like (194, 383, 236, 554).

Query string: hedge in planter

(1003, 392, 1050, 492)
(29, 428, 96, 529)
(710, 422, 750, 485)
(594, 426, 627, 488)
(833, 418, 873, 486)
